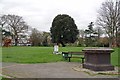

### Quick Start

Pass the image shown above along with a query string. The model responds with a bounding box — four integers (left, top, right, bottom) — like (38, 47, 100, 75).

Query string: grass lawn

(0, 76, 2, 79)
(111, 47, 119, 66)
(2, 47, 84, 63)
(2, 47, 62, 63)
(2, 47, 119, 66)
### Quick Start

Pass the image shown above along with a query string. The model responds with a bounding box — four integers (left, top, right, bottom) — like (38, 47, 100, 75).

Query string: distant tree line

(78, 22, 109, 47)
(0, 0, 119, 47)
(30, 28, 52, 46)
(0, 14, 52, 46)
(78, 0, 120, 47)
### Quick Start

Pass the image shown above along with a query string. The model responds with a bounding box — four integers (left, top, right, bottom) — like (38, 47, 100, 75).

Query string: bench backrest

(68, 52, 84, 55)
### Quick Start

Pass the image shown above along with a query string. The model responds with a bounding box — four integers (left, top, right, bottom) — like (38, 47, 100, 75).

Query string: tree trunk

(15, 38, 18, 46)
(15, 35, 18, 46)
(60, 41, 65, 47)
(109, 36, 115, 47)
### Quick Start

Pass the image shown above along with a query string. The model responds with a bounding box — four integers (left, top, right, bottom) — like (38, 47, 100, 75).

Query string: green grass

(111, 47, 119, 66)
(2, 47, 62, 63)
(1, 78, 11, 80)
(2, 47, 119, 66)
(0, 76, 2, 80)
(2, 47, 84, 63)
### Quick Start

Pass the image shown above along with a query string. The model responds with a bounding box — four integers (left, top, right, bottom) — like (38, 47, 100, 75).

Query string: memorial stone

(82, 48, 114, 71)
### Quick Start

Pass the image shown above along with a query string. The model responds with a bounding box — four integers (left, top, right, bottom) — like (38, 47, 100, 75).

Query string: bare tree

(42, 32, 51, 46)
(30, 28, 43, 46)
(0, 14, 28, 46)
(97, 0, 120, 47)
(78, 29, 85, 46)
(0, 15, 7, 28)
(94, 27, 105, 46)
(79, 29, 85, 38)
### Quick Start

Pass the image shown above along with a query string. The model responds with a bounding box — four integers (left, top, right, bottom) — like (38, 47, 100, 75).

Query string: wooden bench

(62, 52, 85, 63)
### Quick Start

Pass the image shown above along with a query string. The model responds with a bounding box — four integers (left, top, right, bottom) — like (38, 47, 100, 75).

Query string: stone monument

(53, 43, 59, 54)
(82, 48, 114, 71)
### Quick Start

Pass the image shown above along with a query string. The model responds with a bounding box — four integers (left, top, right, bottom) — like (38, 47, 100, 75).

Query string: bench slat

(69, 52, 84, 55)
(68, 56, 84, 58)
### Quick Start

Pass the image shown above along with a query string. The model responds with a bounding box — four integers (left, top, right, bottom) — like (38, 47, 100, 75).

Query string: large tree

(0, 14, 28, 46)
(50, 14, 79, 47)
(97, 0, 120, 47)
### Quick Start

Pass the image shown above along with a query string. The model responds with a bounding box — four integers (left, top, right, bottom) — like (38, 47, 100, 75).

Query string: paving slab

(1, 62, 118, 78)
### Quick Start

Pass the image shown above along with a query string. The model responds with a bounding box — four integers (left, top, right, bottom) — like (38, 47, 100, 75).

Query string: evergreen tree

(50, 14, 79, 47)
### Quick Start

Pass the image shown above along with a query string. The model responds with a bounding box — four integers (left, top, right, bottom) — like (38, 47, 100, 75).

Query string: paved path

(1, 62, 118, 78)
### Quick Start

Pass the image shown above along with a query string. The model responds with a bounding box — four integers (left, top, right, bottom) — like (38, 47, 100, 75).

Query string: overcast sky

(0, 0, 106, 32)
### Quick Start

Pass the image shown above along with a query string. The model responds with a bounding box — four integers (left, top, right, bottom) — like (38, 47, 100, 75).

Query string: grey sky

(0, 0, 105, 32)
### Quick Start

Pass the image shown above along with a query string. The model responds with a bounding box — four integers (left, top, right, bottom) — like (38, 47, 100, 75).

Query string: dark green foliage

(50, 14, 79, 47)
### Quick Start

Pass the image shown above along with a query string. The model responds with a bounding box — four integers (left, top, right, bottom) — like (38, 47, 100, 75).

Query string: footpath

(0, 62, 118, 78)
